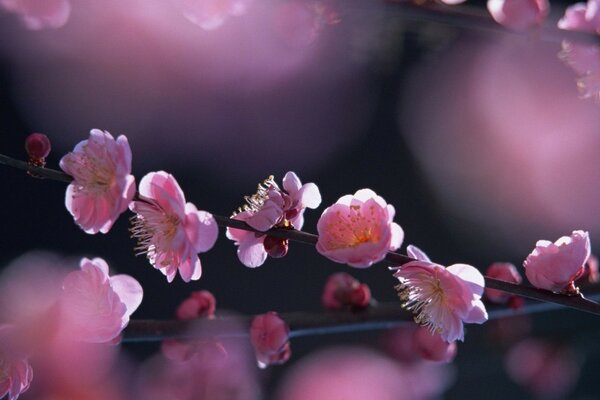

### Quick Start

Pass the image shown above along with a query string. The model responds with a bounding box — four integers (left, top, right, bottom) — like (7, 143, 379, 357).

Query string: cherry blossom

(523, 230, 591, 293)
(321, 272, 371, 310)
(392, 248, 488, 342)
(487, 0, 549, 30)
(57, 257, 143, 344)
(60, 129, 136, 234)
(558, 0, 600, 33)
(316, 189, 404, 268)
(0, 325, 33, 400)
(227, 172, 321, 268)
(249, 312, 291, 368)
(0, 0, 70, 30)
(484, 262, 522, 304)
(130, 171, 218, 282)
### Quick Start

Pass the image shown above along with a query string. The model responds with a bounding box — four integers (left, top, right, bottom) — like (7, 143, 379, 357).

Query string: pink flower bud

(321, 272, 371, 310)
(249, 312, 290, 368)
(25, 132, 51, 163)
(484, 262, 522, 304)
(523, 230, 590, 293)
(487, 0, 549, 30)
(176, 290, 216, 320)
(263, 236, 289, 258)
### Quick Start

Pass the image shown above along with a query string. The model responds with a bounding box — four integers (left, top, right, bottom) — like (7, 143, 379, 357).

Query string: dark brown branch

(2, 154, 600, 317)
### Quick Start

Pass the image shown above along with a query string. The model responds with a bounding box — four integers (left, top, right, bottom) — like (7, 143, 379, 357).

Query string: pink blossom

(226, 172, 321, 268)
(484, 262, 522, 304)
(249, 312, 291, 368)
(559, 41, 600, 102)
(393, 254, 488, 342)
(558, 0, 600, 33)
(523, 230, 591, 293)
(412, 326, 457, 363)
(60, 129, 136, 234)
(487, 0, 549, 30)
(321, 272, 371, 310)
(505, 339, 580, 398)
(0, 0, 70, 30)
(0, 326, 33, 400)
(57, 257, 143, 343)
(130, 171, 218, 282)
(172, 0, 252, 30)
(316, 189, 404, 268)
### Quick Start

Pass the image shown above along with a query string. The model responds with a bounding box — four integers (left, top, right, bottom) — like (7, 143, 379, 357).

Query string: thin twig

(2, 154, 600, 316)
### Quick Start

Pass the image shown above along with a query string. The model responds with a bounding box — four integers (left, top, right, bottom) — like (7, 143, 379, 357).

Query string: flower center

(232, 175, 278, 217)
(130, 200, 181, 267)
(66, 144, 116, 193)
(325, 206, 381, 249)
(395, 272, 446, 334)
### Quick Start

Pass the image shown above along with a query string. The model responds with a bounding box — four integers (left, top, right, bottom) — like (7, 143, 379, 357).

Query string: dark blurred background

(1, 0, 600, 398)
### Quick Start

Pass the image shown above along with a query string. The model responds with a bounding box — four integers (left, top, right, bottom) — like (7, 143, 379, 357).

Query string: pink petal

(282, 171, 302, 195)
(406, 244, 431, 262)
(446, 263, 485, 298)
(110, 274, 143, 320)
(238, 234, 268, 268)
(295, 182, 321, 209)
(463, 300, 489, 324)
(246, 199, 283, 231)
(388, 223, 404, 251)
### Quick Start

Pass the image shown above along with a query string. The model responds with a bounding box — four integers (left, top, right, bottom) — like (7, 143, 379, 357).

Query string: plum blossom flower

(484, 262, 523, 304)
(249, 312, 291, 368)
(0, 0, 70, 30)
(0, 325, 33, 400)
(130, 171, 218, 282)
(487, 0, 549, 30)
(321, 272, 371, 310)
(316, 189, 403, 268)
(392, 246, 488, 342)
(60, 129, 136, 234)
(227, 172, 321, 268)
(558, 0, 600, 33)
(523, 230, 591, 293)
(57, 257, 143, 344)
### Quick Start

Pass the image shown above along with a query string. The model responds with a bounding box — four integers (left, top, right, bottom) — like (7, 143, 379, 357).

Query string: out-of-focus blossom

(0, 325, 33, 400)
(171, 0, 252, 30)
(58, 257, 143, 344)
(559, 41, 600, 102)
(505, 339, 581, 399)
(487, 0, 549, 30)
(523, 230, 590, 293)
(580, 253, 599, 282)
(321, 272, 371, 310)
(0, 0, 70, 30)
(412, 326, 457, 363)
(136, 323, 260, 400)
(558, 0, 600, 33)
(273, 1, 339, 48)
(316, 189, 403, 268)
(484, 262, 522, 304)
(60, 129, 136, 234)
(161, 290, 217, 361)
(130, 171, 218, 282)
(276, 346, 453, 400)
(439, 0, 467, 5)
(249, 312, 291, 368)
(227, 172, 321, 268)
(393, 253, 488, 342)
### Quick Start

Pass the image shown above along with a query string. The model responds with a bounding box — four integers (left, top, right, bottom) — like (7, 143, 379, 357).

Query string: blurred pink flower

(60, 129, 136, 234)
(484, 262, 522, 304)
(130, 171, 218, 282)
(558, 0, 600, 33)
(412, 326, 457, 363)
(559, 41, 600, 102)
(58, 257, 143, 343)
(523, 230, 591, 293)
(249, 312, 291, 368)
(487, 0, 549, 30)
(316, 189, 404, 268)
(393, 256, 488, 342)
(161, 290, 217, 361)
(226, 172, 321, 268)
(321, 272, 371, 310)
(0, 325, 33, 400)
(505, 339, 580, 398)
(172, 0, 252, 30)
(0, 0, 70, 30)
